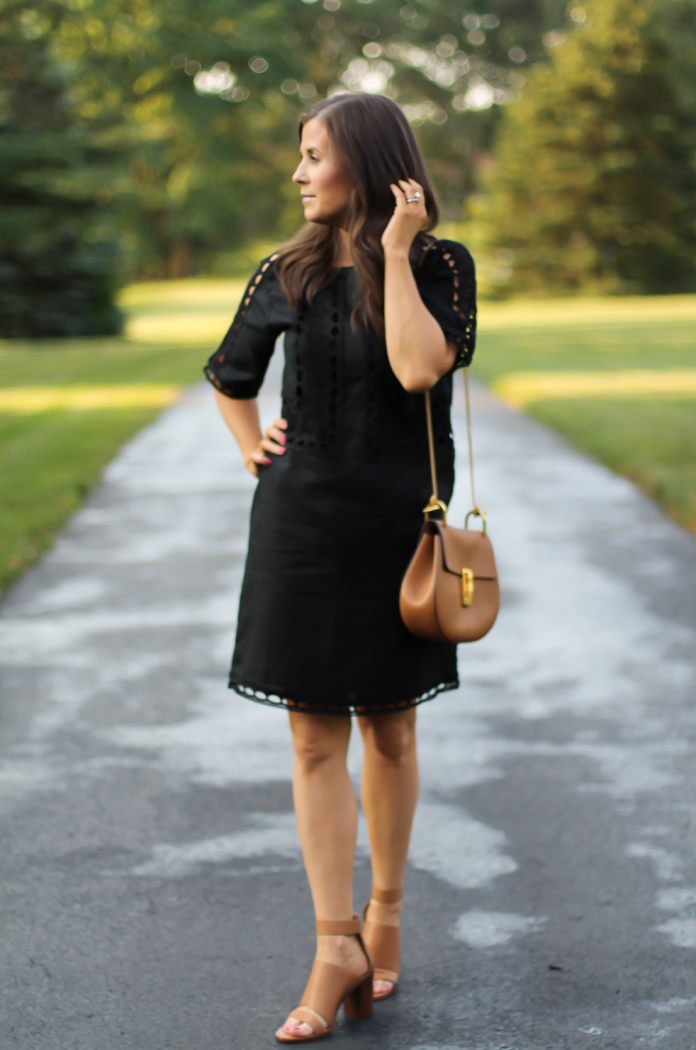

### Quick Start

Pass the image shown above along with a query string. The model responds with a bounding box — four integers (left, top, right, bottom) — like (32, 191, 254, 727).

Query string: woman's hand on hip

(381, 178, 427, 258)
(245, 417, 287, 477)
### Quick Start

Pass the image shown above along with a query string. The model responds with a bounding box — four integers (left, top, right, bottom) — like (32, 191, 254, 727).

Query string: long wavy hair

(275, 92, 440, 338)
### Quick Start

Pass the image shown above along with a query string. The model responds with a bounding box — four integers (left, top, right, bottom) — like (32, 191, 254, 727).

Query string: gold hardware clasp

(422, 497, 448, 527)
(461, 568, 474, 607)
(465, 506, 488, 536)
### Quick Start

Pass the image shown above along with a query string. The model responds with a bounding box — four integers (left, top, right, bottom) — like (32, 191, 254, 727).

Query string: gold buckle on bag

(461, 568, 474, 607)
(423, 497, 448, 527)
(465, 506, 488, 536)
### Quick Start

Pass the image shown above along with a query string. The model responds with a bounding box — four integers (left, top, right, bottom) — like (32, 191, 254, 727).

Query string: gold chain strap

(424, 386, 438, 499)
(423, 367, 486, 533)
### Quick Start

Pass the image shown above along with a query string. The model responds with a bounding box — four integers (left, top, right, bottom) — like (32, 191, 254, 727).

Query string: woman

(204, 92, 476, 1043)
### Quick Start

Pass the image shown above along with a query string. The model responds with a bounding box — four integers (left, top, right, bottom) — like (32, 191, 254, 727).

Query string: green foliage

(481, 0, 696, 296)
(0, 235, 123, 337)
(0, 0, 124, 335)
(33, 0, 570, 281)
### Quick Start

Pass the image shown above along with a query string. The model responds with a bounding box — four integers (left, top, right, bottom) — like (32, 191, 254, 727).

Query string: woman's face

(292, 118, 353, 227)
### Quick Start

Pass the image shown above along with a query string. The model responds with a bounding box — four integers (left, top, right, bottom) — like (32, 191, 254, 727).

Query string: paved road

(1, 365, 695, 1050)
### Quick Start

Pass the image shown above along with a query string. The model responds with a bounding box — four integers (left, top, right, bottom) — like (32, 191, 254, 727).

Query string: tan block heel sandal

(362, 886, 402, 1001)
(275, 916, 374, 1043)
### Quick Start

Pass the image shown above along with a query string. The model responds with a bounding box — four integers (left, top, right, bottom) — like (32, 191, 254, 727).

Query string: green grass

(473, 296, 696, 533)
(2, 284, 695, 598)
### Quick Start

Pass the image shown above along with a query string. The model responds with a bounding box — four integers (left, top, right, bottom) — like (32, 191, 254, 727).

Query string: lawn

(0, 278, 244, 595)
(1, 281, 695, 597)
(473, 295, 696, 534)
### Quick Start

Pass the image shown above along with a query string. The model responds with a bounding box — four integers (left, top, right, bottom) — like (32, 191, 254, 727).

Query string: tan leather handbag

(400, 369, 500, 643)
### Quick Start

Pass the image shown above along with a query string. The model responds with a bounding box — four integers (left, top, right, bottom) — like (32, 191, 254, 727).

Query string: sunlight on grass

(493, 370, 696, 407)
(120, 276, 244, 345)
(479, 294, 696, 330)
(125, 312, 235, 345)
(119, 277, 245, 312)
(0, 385, 182, 413)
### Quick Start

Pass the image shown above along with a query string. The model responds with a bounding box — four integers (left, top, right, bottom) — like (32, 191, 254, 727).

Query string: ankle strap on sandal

(370, 886, 403, 904)
(316, 915, 361, 936)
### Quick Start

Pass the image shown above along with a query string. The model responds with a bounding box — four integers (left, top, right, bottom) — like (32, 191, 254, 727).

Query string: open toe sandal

(362, 886, 402, 1002)
(275, 915, 373, 1043)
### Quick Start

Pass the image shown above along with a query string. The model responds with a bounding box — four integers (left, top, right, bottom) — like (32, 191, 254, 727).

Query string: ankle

(367, 898, 402, 927)
(316, 933, 366, 970)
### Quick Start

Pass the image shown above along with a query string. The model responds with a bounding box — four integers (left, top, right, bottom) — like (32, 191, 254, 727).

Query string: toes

(280, 1018, 313, 1036)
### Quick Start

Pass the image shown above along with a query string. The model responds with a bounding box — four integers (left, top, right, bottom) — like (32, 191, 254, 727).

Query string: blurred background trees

(3, 0, 696, 333)
(0, 0, 124, 335)
(481, 0, 696, 295)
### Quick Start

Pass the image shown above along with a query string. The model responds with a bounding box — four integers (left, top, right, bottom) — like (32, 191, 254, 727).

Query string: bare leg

(357, 708, 419, 996)
(278, 712, 368, 1039)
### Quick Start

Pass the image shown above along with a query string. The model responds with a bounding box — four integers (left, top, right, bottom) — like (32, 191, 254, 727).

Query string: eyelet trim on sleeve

(439, 244, 476, 370)
(204, 253, 279, 394)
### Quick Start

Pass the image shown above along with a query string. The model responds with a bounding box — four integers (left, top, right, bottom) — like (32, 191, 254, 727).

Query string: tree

(0, 1, 123, 335)
(3, 0, 578, 334)
(46, 0, 570, 280)
(480, 0, 696, 296)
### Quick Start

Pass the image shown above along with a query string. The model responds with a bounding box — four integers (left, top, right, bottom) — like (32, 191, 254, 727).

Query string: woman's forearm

(383, 249, 455, 393)
(213, 390, 264, 471)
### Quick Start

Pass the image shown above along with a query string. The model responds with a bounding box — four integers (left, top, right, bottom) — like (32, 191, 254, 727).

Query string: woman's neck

(335, 227, 352, 267)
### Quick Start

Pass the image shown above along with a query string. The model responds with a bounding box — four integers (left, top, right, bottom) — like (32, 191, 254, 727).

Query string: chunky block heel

(275, 915, 374, 1043)
(343, 970, 374, 1019)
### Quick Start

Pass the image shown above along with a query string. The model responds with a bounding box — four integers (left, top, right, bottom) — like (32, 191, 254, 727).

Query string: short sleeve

(416, 239, 477, 371)
(203, 254, 292, 399)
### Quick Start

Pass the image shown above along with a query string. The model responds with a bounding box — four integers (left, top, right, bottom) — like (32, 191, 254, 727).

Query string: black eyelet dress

(204, 238, 476, 715)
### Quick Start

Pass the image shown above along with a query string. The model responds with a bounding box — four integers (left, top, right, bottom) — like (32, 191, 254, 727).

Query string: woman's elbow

(395, 363, 446, 394)
(399, 373, 436, 394)
(392, 341, 457, 393)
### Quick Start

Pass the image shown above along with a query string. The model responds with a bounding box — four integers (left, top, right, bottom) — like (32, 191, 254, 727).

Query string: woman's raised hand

(381, 178, 427, 258)
(245, 417, 287, 477)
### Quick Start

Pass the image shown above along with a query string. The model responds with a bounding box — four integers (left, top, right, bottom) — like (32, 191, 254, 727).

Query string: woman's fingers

(261, 436, 285, 455)
(261, 417, 288, 456)
(246, 418, 288, 476)
(398, 179, 426, 213)
(384, 177, 426, 252)
(266, 425, 286, 446)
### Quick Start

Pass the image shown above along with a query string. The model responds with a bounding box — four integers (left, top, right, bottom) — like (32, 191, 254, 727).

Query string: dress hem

(228, 677, 459, 716)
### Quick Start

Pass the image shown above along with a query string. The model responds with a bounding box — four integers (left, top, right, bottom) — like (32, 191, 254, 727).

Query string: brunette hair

(275, 92, 440, 338)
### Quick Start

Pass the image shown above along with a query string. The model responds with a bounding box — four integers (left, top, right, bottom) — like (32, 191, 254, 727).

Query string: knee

(363, 715, 416, 767)
(291, 718, 348, 774)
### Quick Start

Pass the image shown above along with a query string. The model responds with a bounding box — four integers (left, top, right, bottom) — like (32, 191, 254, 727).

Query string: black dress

(204, 237, 476, 715)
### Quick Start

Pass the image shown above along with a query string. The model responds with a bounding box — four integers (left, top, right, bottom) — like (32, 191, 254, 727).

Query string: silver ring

(405, 193, 421, 203)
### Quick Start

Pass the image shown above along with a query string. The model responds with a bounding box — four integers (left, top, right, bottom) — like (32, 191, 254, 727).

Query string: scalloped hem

(228, 678, 459, 715)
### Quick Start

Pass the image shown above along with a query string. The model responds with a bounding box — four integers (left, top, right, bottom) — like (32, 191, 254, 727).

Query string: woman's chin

(304, 210, 337, 228)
